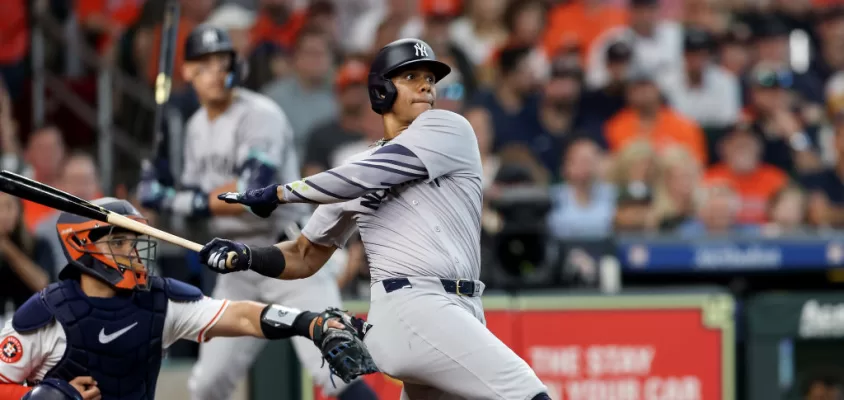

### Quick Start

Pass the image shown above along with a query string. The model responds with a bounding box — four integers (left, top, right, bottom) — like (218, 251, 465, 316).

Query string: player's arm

(0, 323, 41, 398)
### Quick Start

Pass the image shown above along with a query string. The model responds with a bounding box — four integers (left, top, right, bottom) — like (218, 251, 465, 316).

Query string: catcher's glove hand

(311, 308, 379, 385)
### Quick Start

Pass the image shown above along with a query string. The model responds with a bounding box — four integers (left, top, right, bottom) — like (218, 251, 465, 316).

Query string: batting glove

(199, 238, 251, 274)
(218, 184, 281, 218)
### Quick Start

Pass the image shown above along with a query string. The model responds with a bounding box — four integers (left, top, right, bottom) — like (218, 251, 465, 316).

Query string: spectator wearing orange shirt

(21, 126, 66, 231)
(76, 0, 145, 54)
(542, 0, 628, 60)
(0, 0, 29, 100)
(704, 122, 789, 224)
(604, 70, 708, 166)
(250, 0, 308, 51)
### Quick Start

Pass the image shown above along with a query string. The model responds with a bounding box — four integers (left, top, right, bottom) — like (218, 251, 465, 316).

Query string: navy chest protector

(12, 277, 203, 400)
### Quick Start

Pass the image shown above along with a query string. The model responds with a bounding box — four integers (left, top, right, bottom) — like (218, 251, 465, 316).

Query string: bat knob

(225, 251, 239, 270)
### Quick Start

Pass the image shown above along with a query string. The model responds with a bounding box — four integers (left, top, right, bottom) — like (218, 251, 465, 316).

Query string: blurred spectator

(0, 0, 29, 101)
(493, 0, 550, 83)
(303, 1, 340, 48)
(34, 151, 102, 276)
(772, 0, 817, 44)
(745, 63, 821, 173)
(145, 0, 216, 91)
(808, 7, 844, 83)
(250, 0, 308, 51)
(663, 28, 741, 129)
(206, 4, 257, 57)
(450, 0, 508, 67)
(677, 181, 760, 237)
(0, 192, 52, 312)
(75, 0, 145, 55)
(0, 82, 31, 178)
(652, 145, 701, 230)
(547, 138, 615, 239)
(22, 126, 66, 231)
(801, 112, 844, 227)
(718, 23, 753, 77)
(528, 58, 592, 180)
(262, 29, 337, 158)
(604, 70, 708, 165)
(705, 121, 789, 224)
(682, 0, 731, 35)
(418, 0, 477, 105)
(610, 140, 659, 231)
(800, 372, 843, 400)
(579, 41, 631, 138)
(347, 0, 422, 55)
(586, 0, 683, 90)
(465, 107, 499, 190)
(762, 185, 808, 236)
(542, 0, 628, 60)
(471, 45, 541, 151)
(302, 59, 369, 177)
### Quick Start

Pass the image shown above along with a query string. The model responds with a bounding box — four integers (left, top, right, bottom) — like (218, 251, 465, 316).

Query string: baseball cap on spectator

(335, 59, 368, 92)
(204, 3, 257, 30)
(750, 16, 790, 41)
(749, 63, 793, 89)
(420, 0, 462, 19)
(550, 56, 583, 81)
(720, 22, 752, 46)
(498, 45, 534, 76)
(630, 0, 659, 7)
(684, 28, 713, 53)
(606, 41, 633, 63)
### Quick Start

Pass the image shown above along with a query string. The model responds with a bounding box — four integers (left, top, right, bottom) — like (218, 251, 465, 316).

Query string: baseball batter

(137, 26, 376, 400)
(199, 39, 550, 399)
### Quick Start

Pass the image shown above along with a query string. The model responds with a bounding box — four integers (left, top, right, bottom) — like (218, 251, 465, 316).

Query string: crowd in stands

(4, 0, 844, 302)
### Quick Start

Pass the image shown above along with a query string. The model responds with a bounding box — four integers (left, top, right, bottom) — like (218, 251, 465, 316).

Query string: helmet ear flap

(368, 74, 397, 115)
(225, 53, 248, 89)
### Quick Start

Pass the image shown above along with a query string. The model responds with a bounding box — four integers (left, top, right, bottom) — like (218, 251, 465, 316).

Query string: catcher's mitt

(311, 308, 379, 385)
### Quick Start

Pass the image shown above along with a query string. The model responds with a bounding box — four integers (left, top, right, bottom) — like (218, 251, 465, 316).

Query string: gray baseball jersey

(182, 89, 305, 242)
(298, 109, 483, 281)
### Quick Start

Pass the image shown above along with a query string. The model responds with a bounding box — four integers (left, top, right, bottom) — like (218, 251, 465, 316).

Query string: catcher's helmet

(184, 24, 244, 89)
(56, 197, 157, 291)
(368, 38, 451, 114)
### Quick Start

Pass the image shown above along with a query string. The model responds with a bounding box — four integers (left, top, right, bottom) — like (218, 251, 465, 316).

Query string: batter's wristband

(249, 245, 287, 278)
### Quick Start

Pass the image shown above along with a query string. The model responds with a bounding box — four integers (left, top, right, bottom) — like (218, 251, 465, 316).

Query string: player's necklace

(373, 138, 391, 147)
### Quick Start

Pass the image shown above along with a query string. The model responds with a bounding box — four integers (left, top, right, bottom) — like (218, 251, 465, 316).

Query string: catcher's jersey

(301, 109, 483, 281)
(0, 297, 228, 383)
(182, 89, 305, 243)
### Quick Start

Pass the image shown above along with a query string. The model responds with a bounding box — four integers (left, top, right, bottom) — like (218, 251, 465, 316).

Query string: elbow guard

(260, 304, 318, 340)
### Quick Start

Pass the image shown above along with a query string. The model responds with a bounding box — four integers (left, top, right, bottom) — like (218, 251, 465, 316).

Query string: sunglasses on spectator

(752, 69, 793, 89)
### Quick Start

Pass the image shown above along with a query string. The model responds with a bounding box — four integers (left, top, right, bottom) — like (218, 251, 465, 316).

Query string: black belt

(381, 277, 479, 297)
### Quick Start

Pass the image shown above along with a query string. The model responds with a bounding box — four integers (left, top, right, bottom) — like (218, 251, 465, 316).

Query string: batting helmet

(21, 379, 83, 400)
(368, 38, 451, 114)
(184, 24, 244, 89)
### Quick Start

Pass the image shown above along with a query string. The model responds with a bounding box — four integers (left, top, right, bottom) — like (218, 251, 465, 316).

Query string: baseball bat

(145, 0, 181, 173)
(0, 171, 203, 252)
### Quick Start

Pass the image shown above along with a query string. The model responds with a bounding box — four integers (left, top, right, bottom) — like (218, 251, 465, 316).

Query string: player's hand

(217, 184, 281, 218)
(69, 376, 102, 400)
(137, 178, 173, 212)
(199, 237, 251, 274)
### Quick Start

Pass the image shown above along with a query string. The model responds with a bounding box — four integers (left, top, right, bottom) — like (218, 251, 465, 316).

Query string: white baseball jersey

(298, 109, 483, 281)
(182, 89, 305, 242)
(0, 297, 228, 384)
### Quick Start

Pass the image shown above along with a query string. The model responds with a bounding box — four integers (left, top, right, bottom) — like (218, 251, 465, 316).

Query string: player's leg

(263, 275, 377, 399)
(365, 286, 547, 399)
(188, 273, 267, 400)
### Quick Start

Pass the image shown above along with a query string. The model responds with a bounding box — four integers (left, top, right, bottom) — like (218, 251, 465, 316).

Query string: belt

(381, 277, 482, 297)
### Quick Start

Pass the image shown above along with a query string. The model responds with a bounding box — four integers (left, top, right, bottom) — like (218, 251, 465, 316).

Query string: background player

(136, 25, 376, 400)
(199, 39, 552, 399)
(0, 197, 371, 400)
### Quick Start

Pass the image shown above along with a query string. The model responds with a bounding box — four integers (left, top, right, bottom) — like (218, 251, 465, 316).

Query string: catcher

(0, 197, 377, 400)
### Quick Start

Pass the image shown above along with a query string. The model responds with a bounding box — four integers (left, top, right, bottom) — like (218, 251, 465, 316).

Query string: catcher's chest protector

(14, 279, 168, 400)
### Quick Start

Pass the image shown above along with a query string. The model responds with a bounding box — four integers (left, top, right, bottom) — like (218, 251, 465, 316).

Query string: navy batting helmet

(21, 379, 83, 400)
(368, 38, 451, 114)
(184, 24, 245, 89)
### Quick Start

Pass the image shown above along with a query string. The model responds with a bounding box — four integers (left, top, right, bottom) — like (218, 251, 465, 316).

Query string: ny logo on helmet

(414, 42, 428, 57)
(202, 30, 219, 46)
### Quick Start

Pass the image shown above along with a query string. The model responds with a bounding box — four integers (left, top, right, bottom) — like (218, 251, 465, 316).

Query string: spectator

(808, 7, 844, 83)
(529, 57, 591, 180)
(0, 81, 31, 178)
(492, 0, 550, 83)
(677, 181, 760, 237)
(465, 107, 500, 190)
(652, 145, 701, 231)
(34, 152, 102, 276)
(302, 0, 340, 48)
(706, 121, 789, 224)
(763, 185, 808, 236)
(745, 63, 821, 174)
(0, 0, 29, 101)
(0, 192, 52, 313)
(347, 0, 422, 55)
(663, 28, 741, 129)
(302, 59, 369, 177)
(682, 0, 731, 35)
(450, 0, 509, 67)
(206, 4, 258, 57)
(262, 29, 337, 159)
(610, 140, 660, 232)
(418, 0, 478, 105)
(22, 126, 66, 231)
(250, 0, 308, 51)
(586, 0, 684, 90)
(542, 0, 628, 60)
(579, 40, 632, 139)
(471, 45, 541, 152)
(802, 112, 844, 227)
(604, 69, 708, 165)
(547, 138, 616, 239)
(718, 23, 753, 77)
(800, 372, 843, 400)
(75, 0, 145, 55)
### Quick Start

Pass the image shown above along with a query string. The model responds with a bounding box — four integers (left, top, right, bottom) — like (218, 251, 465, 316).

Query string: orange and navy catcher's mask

(55, 197, 157, 291)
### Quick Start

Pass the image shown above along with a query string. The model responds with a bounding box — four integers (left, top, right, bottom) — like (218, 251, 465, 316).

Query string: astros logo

(0, 336, 23, 363)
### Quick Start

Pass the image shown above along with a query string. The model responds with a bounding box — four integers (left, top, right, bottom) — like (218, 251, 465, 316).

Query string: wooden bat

(145, 0, 181, 173)
(0, 171, 203, 252)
